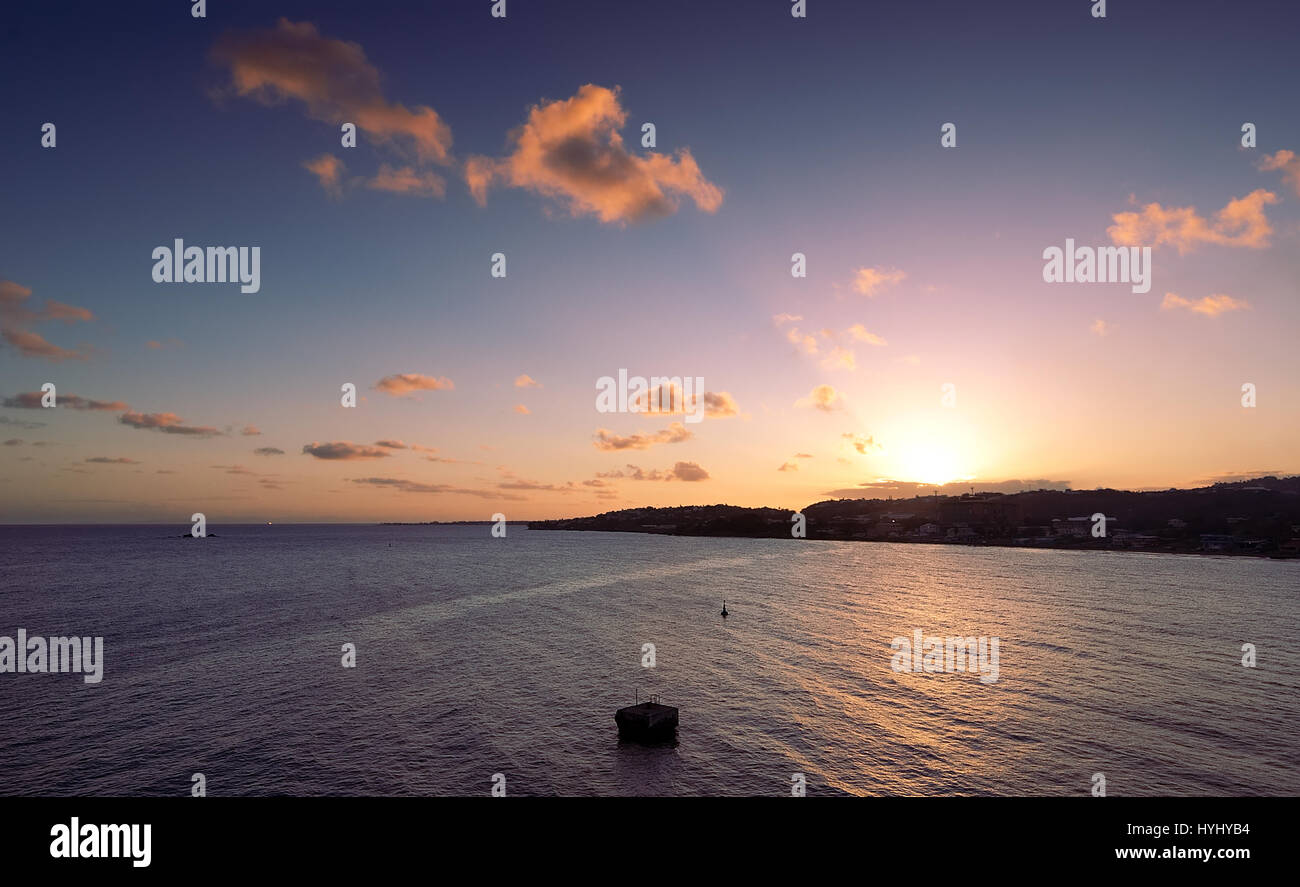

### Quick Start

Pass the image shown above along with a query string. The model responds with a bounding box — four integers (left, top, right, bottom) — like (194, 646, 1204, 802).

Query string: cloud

(303, 154, 345, 197)
(0, 329, 92, 361)
(777, 461, 799, 472)
(373, 373, 454, 396)
(514, 374, 542, 388)
(3, 392, 127, 411)
(796, 385, 844, 412)
(668, 461, 709, 481)
(254, 447, 286, 456)
(1090, 319, 1110, 336)
(0, 280, 96, 362)
(772, 313, 802, 327)
(823, 478, 1072, 498)
(241, 425, 262, 436)
(119, 411, 222, 437)
(366, 164, 446, 198)
(466, 84, 723, 224)
(211, 464, 256, 475)
(1107, 190, 1277, 253)
(786, 326, 819, 355)
(373, 440, 408, 449)
(846, 324, 887, 346)
(598, 461, 710, 481)
(513, 404, 530, 414)
(0, 416, 45, 429)
(1161, 292, 1250, 316)
(822, 347, 856, 371)
(85, 457, 140, 464)
(1259, 149, 1300, 196)
(626, 383, 740, 419)
(350, 477, 526, 500)
(702, 391, 740, 418)
(302, 441, 391, 460)
(498, 476, 576, 492)
(842, 433, 881, 454)
(852, 267, 906, 297)
(4, 439, 23, 446)
(593, 422, 693, 451)
(212, 19, 453, 165)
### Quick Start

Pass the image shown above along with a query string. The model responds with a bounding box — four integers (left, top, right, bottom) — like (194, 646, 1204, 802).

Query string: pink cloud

(373, 373, 455, 396)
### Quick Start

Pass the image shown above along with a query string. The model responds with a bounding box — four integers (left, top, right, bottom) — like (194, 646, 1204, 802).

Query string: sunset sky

(2, 0, 1298, 523)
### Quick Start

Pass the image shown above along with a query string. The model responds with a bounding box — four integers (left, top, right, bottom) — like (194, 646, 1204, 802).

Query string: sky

(1, 0, 1298, 523)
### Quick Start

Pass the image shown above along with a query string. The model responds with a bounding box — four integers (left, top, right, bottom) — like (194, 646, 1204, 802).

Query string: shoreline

(525, 525, 1299, 561)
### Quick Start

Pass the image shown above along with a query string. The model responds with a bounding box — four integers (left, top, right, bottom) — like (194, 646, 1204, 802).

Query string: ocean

(1, 524, 1296, 796)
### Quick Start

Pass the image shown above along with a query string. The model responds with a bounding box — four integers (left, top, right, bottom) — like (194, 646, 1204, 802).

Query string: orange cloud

(514, 374, 542, 388)
(212, 19, 453, 165)
(786, 326, 818, 354)
(119, 411, 222, 437)
(85, 457, 140, 464)
(796, 385, 844, 412)
(842, 433, 881, 454)
(592, 422, 693, 451)
(852, 267, 906, 297)
(2, 392, 127, 411)
(1259, 149, 1300, 196)
(598, 461, 710, 481)
(466, 84, 722, 224)
(374, 373, 454, 396)
(1160, 292, 1250, 316)
(627, 383, 741, 419)
(513, 404, 530, 414)
(0, 329, 91, 361)
(846, 324, 887, 346)
(1108, 190, 1277, 254)
(366, 164, 446, 198)
(303, 154, 345, 197)
(0, 280, 95, 362)
(350, 477, 525, 500)
(302, 441, 391, 460)
(822, 347, 856, 371)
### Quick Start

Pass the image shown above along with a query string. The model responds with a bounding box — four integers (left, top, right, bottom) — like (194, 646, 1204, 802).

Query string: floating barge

(615, 696, 678, 741)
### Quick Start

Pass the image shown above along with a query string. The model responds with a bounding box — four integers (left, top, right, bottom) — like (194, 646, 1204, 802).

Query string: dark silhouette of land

(528, 476, 1300, 558)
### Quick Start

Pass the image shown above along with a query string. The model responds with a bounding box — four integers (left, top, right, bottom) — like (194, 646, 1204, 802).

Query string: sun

(896, 442, 967, 487)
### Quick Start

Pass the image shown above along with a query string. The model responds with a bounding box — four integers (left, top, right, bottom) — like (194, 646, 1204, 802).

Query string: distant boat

(721, 601, 728, 617)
